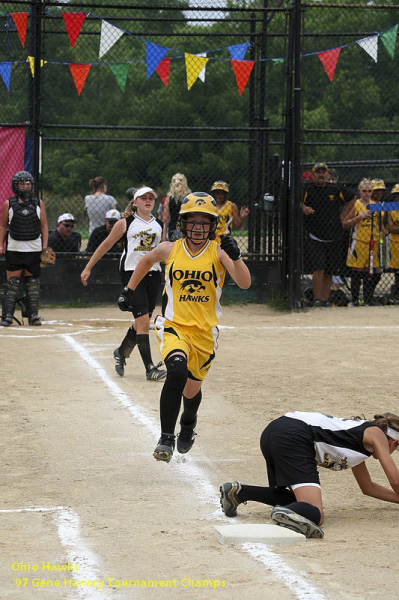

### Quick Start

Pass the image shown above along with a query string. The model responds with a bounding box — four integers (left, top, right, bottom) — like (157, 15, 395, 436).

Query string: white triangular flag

(357, 35, 378, 62)
(99, 20, 124, 58)
(196, 52, 207, 82)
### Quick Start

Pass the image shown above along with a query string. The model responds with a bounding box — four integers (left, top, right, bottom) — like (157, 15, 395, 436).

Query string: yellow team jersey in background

(162, 238, 226, 329)
(215, 201, 233, 243)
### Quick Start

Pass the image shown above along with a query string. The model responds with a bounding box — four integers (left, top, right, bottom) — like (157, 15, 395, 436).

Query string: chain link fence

(300, 2, 399, 307)
(2, 1, 399, 307)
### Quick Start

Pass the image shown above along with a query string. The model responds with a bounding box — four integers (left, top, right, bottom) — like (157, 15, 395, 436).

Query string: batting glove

(220, 235, 241, 261)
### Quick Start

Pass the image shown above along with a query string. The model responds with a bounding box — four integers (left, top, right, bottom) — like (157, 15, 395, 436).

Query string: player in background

(343, 179, 382, 306)
(211, 181, 250, 243)
(118, 192, 251, 463)
(388, 184, 399, 302)
(81, 186, 166, 381)
(0, 171, 48, 327)
(220, 411, 399, 539)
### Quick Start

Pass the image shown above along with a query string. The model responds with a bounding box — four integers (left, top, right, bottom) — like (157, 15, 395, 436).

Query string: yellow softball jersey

(215, 201, 234, 243)
(162, 238, 226, 329)
(347, 200, 381, 269)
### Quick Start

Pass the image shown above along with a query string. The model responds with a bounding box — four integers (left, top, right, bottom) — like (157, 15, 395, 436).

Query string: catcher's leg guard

(25, 276, 41, 326)
(1, 277, 20, 326)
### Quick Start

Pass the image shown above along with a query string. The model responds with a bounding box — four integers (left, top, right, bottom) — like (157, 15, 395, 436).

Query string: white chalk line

(243, 543, 325, 600)
(63, 335, 325, 600)
(0, 506, 109, 599)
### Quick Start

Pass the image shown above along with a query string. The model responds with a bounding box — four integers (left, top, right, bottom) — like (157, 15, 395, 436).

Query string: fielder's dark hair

(371, 413, 399, 436)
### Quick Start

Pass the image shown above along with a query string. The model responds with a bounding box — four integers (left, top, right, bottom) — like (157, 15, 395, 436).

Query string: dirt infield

(1, 303, 399, 599)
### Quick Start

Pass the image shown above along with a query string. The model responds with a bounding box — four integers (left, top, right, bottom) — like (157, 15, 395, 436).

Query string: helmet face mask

(12, 171, 34, 200)
(178, 192, 218, 244)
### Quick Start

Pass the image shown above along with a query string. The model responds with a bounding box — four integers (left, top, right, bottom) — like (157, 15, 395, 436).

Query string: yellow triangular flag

(185, 53, 209, 90)
(27, 56, 46, 77)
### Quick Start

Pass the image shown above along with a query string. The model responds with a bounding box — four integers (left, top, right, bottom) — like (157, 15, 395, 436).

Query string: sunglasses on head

(62, 222, 75, 228)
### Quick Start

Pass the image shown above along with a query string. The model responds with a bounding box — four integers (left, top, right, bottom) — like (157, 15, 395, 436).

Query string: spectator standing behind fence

(86, 209, 122, 254)
(387, 183, 399, 302)
(85, 176, 117, 235)
(0, 171, 48, 327)
(211, 181, 250, 244)
(48, 213, 81, 253)
(81, 186, 166, 382)
(343, 179, 381, 306)
(302, 162, 355, 307)
(162, 173, 191, 241)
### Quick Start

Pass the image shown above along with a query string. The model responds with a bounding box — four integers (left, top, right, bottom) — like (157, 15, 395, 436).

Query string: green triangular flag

(109, 63, 130, 91)
(380, 25, 398, 59)
(272, 58, 284, 65)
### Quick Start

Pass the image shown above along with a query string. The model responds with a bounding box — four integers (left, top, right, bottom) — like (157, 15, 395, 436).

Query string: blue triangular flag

(145, 41, 168, 79)
(228, 42, 249, 61)
(0, 62, 12, 90)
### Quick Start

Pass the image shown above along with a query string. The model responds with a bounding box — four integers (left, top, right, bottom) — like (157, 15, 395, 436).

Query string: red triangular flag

(11, 13, 28, 48)
(231, 59, 254, 95)
(155, 58, 171, 87)
(62, 12, 87, 49)
(318, 48, 341, 82)
(69, 64, 91, 95)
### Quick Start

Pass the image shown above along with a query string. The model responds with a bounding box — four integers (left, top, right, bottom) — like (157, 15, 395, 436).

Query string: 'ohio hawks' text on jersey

(162, 238, 226, 329)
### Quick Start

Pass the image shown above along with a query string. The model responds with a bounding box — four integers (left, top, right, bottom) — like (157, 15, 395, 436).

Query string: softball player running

(220, 411, 399, 539)
(119, 192, 251, 462)
(81, 186, 166, 381)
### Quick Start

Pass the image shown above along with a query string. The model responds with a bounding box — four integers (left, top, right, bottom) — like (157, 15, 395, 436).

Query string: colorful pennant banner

(2, 10, 399, 94)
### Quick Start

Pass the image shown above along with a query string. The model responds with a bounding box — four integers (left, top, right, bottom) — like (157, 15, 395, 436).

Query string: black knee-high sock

(284, 501, 321, 525)
(239, 485, 296, 506)
(181, 391, 202, 425)
(351, 271, 362, 302)
(136, 334, 153, 370)
(119, 326, 137, 358)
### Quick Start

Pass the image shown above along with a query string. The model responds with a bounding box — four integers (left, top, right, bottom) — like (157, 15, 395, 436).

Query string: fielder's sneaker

(176, 416, 197, 454)
(146, 362, 167, 381)
(271, 506, 324, 539)
(153, 434, 175, 463)
(219, 481, 245, 517)
(113, 348, 126, 377)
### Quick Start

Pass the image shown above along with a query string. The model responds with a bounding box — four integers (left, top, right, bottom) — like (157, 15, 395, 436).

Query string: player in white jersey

(220, 411, 399, 538)
(81, 186, 166, 381)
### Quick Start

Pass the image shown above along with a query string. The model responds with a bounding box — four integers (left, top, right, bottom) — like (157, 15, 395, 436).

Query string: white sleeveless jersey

(285, 411, 373, 470)
(120, 214, 162, 273)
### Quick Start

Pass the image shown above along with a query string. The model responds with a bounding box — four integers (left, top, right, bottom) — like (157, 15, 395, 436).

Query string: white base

(214, 524, 306, 546)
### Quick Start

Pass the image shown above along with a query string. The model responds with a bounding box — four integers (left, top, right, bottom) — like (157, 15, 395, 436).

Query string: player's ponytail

(122, 200, 137, 218)
(371, 413, 399, 439)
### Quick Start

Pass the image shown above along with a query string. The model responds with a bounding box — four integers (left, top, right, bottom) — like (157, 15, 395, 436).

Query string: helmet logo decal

(195, 199, 206, 205)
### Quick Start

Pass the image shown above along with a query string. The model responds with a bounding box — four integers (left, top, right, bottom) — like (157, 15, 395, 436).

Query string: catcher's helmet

(211, 180, 229, 194)
(12, 171, 34, 197)
(178, 192, 218, 243)
(372, 179, 386, 190)
(391, 183, 399, 195)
